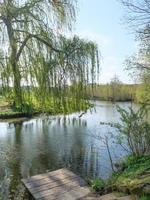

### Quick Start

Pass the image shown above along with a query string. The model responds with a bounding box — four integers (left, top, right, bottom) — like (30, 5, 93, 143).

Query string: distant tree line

(87, 84, 137, 102)
(87, 75, 140, 102)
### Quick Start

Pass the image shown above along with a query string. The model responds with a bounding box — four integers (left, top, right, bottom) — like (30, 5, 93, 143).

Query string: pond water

(0, 101, 135, 199)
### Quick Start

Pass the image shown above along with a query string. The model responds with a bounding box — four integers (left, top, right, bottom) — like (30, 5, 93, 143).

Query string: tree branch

(16, 33, 63, 61)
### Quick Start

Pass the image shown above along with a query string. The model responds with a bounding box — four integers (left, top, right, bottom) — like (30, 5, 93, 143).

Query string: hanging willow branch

(0, 0, 100, 113)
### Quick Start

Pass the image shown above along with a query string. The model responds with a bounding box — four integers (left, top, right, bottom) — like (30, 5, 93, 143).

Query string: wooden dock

(22, 168, 90, 200)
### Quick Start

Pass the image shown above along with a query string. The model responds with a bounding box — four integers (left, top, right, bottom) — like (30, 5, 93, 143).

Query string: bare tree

(121, 0, 150, 29)
(121, 0, 150, 78)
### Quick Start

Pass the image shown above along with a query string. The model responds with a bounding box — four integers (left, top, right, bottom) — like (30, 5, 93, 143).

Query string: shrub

(90, 178, 105, 192)
(139, 195, 150, 200)
(114, 106, 150, 156)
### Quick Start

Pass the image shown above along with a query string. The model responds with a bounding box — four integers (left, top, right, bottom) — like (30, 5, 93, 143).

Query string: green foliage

(123, 155, 150, 177)
(109, 155, 150, 195)
(114, 106, 150, 156)
(139, 195, 150, 200)
(0, 0, 100, 114)
(90, 178, 105, 192)
(136, 83, 150, 105)
(87, 83, 137, 102)
(125, 53, 150, 105)
(1, 35, 99, 113)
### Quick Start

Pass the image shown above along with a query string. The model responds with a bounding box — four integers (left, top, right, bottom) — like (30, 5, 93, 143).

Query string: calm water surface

(0, 101, 135, 199)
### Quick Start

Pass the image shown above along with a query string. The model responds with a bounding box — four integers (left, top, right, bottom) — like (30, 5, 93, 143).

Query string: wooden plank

(22, 168, 90, 200)
(40, 186, 90, 200)
(56, 186, 90, 200)
(29, 176, 85, 194)
(23, 173, 78, 189)
(34, 179, 85, 199)
(22, 168, 75, 184)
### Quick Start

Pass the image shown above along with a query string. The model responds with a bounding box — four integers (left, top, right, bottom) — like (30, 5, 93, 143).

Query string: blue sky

(72, 0, 138, 83)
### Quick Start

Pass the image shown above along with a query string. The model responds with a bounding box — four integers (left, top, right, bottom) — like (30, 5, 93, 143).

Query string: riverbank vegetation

(90, 155, 150, 199)
(87, 82, 138, 102)
(100, 1, 150, 196)
(87, 76, 149, 103)
(90, 105, 150, 198)
(110, 105, 150, 196)
(116, 1, 150, 195)
(110, 155, 150, 195)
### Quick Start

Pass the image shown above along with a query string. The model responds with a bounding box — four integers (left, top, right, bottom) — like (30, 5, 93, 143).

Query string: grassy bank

(109, 156, 150, 195)
(0, 96, 91, 119)
(90, 155, 150, 199)
(0, 96, 37, 119)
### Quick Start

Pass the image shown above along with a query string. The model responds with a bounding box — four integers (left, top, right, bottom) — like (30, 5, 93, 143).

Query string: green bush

(114, 106, 150, 156)
(90, 178, 105, 192)
(108, 155, 150, 195)
(139, 195, 150, 200)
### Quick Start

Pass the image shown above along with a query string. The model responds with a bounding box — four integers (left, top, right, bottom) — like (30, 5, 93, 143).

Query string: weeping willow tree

(28, 36, 99, 113)
(0, 0, 100, 113)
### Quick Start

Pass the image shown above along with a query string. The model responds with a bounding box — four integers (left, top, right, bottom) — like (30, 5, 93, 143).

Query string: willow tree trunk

(11, 62, 22, 109)
(5, 19, 22, 110)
